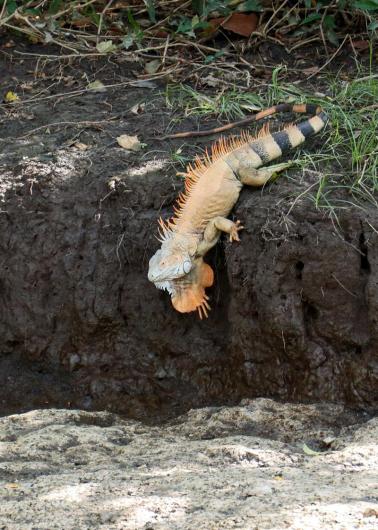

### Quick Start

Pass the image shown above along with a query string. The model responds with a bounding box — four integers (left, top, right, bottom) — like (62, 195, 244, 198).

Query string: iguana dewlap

(148, 103, 328, 318)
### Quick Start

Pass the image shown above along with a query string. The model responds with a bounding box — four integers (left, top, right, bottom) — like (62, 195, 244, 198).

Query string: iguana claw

(229, 220, 244, 242)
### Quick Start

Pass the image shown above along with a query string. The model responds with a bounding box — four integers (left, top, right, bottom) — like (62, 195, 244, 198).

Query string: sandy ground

(0, 399, 377, 529)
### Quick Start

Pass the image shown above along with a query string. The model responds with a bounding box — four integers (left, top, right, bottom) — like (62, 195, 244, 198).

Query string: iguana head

(148, 238, 214, 318)
(148, 235, 196, 283)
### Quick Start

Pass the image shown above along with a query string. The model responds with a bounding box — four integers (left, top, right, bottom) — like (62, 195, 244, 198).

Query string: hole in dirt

(295, 261, 304, 279)
(303, 301, 319, 321)
(359, 233, 370, 273)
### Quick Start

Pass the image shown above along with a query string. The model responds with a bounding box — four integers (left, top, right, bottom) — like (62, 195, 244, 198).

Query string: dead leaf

(44, 32, 53, 44)
(4, 91, 19, 103)
(210, 13, 258, 38)
(352, 40, 370, 51)
(152, 30, 169, 38)
(130, 103, 146, 115)
(202, 75, 223, 88)
(130, 80, 157, 89)
(71, 17, 93, 28)
(74, 142, 89, 151)
(363, 508, 378, 518)
(144, 59, 161, 75)
(302, 66, 320, 76)
(5, 483, 19, 489)
(322, 436, 336, 446)
(117, 134, 142, 151)
(20, 82, 34, 91)
(87, 80, 107, 92)
(96, 40, 117, 54)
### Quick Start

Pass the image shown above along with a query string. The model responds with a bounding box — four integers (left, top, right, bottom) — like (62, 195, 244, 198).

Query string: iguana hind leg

(197, 217, 244, 256)
(240, 161, 293, 187)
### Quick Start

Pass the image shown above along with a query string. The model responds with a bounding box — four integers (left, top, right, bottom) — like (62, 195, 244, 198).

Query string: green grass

(165, 84, 263, 121)
(170, 145, 193, 169)
(300, 76, 378, 211)
(165, 66, 378, 216)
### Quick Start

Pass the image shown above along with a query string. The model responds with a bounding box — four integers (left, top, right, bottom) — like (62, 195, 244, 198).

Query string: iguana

(148, 103, 328, 318)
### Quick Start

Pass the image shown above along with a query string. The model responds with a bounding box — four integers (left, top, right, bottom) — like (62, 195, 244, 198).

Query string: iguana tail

(243, 104, 328, 165)
(159, 102, 327, 140)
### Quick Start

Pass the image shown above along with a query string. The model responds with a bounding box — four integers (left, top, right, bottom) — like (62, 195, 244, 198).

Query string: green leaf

(204, 50, 225, 63)
(122, 34, 134, 49)
(24, 8, 41, 16)
(6, 0, 17, 14)
(177, 17, 194, 35)
(368, 20, 378, 30)
(86, 6, 100, 27)
(127, 10, 140, 32)
(191, 0, 204, 15)
(323, 14, 336, 30)
(300, 13, 322, 25)
(235, 0, 263, 12)
(48, 0, 62, 15)
(176, 15, 209, 36)
(352, 0, 378, 10)
(126, 10, 144, 40)
(143, 0, 156, 23)
(193, 0, 231, 18)
(326, 29, 339, 46)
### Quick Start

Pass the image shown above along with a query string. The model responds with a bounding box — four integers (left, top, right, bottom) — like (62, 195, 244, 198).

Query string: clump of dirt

(0, 43, 377, 421)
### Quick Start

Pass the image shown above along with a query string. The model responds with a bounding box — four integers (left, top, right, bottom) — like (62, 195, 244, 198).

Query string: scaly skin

(148, 103, 328, 318)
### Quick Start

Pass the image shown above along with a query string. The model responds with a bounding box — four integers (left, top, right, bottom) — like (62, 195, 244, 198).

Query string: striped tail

(247, 103, 328, 164)
(160, 102, 328, 140)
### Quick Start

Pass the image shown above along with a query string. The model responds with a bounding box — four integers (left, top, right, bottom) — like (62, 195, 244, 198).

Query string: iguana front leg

(197, 217, 244, 256)
(239, 161, 293, 186)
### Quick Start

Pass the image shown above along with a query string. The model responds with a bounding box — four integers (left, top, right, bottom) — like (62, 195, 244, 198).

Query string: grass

(165, 84, 263, 121)
(165, 63, 378, 217)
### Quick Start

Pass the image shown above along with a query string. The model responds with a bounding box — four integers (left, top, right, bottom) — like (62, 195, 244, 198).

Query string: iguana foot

(229, 219, 244, 242)
(240, 161, 293, 186)
(197, 216, 244, 256)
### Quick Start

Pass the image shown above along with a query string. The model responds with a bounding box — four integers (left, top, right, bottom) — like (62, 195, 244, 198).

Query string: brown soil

(0, 39, 377, 422)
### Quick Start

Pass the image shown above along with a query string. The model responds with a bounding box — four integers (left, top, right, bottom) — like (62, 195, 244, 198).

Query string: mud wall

(0, 137, 377, 421)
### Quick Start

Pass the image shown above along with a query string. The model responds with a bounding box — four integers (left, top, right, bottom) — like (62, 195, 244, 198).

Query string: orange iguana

(148, 103, 328, 318)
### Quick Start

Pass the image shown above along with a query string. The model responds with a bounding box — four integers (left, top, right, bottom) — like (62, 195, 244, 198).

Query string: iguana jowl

(148, 103, 328, 318)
